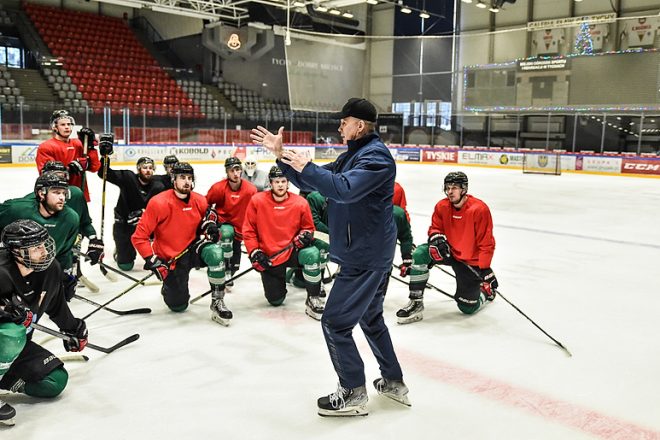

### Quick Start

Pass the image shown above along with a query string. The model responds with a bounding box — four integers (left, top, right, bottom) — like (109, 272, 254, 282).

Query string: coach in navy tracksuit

(251, 97, 407, 416)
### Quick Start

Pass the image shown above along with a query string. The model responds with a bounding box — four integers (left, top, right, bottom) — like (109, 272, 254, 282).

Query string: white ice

(1, 162, 659, 439)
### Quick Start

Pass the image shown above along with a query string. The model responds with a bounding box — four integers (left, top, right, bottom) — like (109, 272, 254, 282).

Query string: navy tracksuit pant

(321, 265, 403, 389)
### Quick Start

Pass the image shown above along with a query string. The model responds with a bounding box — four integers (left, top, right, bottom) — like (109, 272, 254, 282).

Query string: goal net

(522, 151, 562, 175)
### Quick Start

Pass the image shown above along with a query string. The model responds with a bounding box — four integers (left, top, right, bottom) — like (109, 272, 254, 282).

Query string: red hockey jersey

(36, 137, 101, 201)
(393, 181, 410, 222)
(243, 191, 315, 266)
(206, 179, 257, 239)
(132, 190, 208, 261)
(428, 195, 495, 269)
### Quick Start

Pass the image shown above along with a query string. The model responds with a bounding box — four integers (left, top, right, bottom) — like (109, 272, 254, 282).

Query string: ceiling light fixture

(316, 5, 328, 12)
(342, 11, 354, 18)
(419, 10, 430, 18)
(461, 0, 473, 3)
(151, 5, 216, 19)
(476, 1, 487, 8)
(293, 1, 305, 6)
(489, 6, 499, 12)
(366, 0, 378, 4)
(329, 8, 341, 15)
(400, 6, 412, 13)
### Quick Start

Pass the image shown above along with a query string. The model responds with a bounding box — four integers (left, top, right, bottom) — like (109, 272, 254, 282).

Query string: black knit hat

(330, 98, 377, 123)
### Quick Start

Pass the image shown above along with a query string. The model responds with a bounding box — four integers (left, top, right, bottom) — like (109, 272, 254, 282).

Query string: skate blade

(305, 308, 323, 321)
(396, 314, 423, 325)
(318, 405, 368, 417)
(211, 314, 232, 327)
(0, 417, 15, 426)
(381, 392, 412, 407)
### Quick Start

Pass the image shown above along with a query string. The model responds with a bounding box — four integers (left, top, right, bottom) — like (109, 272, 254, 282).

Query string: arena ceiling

(99, 0, 372, 23)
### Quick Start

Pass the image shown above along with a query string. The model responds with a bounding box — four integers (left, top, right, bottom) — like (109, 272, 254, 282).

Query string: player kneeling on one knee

(397, 171, 498, 324)
(243, 166, 325, 320)
(132, 162, 233, 325)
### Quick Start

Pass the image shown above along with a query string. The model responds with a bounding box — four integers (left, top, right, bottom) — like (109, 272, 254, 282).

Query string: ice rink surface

(1, 161, 659, 439)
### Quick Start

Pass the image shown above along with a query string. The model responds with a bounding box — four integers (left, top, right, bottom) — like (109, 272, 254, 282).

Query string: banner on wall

(392, 148, 421, 162)
(621, 158, 660, 175)
(314, 146, 348, 161)
(0, 146, 11, 163)
(421, 149, 458, 163)
(11, 145, 39, 164)
(581, 156, 622, 173)
(459, 151, 525, 167)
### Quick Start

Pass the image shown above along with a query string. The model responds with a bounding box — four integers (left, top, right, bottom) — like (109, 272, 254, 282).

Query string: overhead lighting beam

(98, 0, 143, 8)
(151, 5, 218, 20)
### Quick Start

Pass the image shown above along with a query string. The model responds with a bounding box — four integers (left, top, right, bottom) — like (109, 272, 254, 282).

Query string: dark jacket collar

(347, 132, 378, 152)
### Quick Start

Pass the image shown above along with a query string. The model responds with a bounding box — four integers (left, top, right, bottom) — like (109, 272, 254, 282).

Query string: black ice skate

(373, 377, 411, 407)
(317, 384, 368, 417)
(305, 295, 325, 321)
(396, 299, 424, 324)
(0, 400, 16, 426)
(210, 287, 232, 326)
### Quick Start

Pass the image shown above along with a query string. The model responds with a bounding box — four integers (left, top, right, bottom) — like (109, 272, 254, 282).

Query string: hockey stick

(460, 263, 572, 357)
(81, 272, 153, 320)
(81, 247, 190, 320)
(190, 243, 294, 304)
(390, 266, 454, 300)
(74, 249, 160, 286)
(32, 323, 139, 354)
(73, 294, 151, 315)
(97, 148, 116, 282)
(76, 260, 99, 293)
(58, 354, 90, 362)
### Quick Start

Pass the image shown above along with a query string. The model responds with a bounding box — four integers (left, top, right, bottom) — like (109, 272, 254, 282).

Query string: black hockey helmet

(34, 171, 69, 199)
(136, 157, 155, 169)
(41, 160, 69, 180)
(1, 220, 56, 271)
(170, 162, 194, 180)
(268, 166, 285, 181)
(50, 109, 75, 128)
(163, 155, 179, 167)
(444, 171, 468, 189)
(224, 156, 242, 170)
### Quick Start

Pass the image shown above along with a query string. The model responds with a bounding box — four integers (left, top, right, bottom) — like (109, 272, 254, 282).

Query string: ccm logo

(623, 163, 660, 171)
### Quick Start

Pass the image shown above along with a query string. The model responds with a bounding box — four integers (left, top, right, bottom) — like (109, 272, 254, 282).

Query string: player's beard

(175, 182, 192, 195)
(138, 170, 153, 183)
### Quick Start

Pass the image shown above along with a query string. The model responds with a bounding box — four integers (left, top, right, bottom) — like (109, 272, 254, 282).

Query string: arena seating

(24, 3, 202, 118)
(0, 66, 27, 112)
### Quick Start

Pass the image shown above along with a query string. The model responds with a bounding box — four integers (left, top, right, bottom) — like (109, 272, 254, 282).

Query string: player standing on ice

(243, 166, 325, 319)
(97, 153, 165, 271)
(36, 110, 101, 202)
(206, 157, 257, 290)
(397, 171, 498, 323)
(131, 162, 232, 325)
(242, 155, 269, 191)
(0, 220, 89, 426)
(251, 97, 409, 417)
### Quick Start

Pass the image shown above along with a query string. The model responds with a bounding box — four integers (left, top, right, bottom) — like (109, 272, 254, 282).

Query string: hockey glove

(249, 249, 272, 272)
(0, 302, 33, 328)
(293, 230, 314, 249)
(86, 237, 104, 265)
(62, 270, 77, 302)
(78, 127, 96, 149)
(428, 234, 451, 265)
(68, 159, 87, 175)
(201, 220, 220, 242)
(479, 268, 498, 300)
(144, 255, 169, 281)
(127, 209, 143, 226)
(399, 255, 413, 277)
(99, 133, 114, 156)
(62, 318, 88, 352)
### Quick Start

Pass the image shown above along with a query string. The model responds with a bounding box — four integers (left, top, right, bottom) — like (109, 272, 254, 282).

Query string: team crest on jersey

(538, 155, 549, 168)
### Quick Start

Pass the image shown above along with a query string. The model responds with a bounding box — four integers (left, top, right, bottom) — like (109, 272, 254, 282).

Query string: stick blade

(88, 333, 140, 354)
